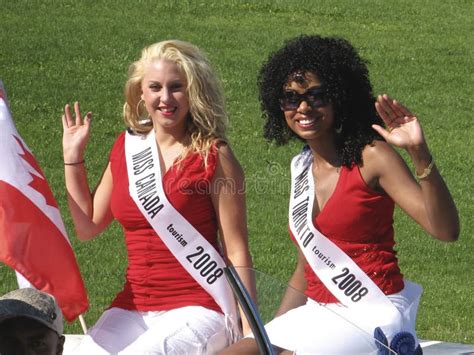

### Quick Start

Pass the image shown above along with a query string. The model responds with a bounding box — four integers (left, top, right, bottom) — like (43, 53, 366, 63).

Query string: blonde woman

(62, 40, 253, 354)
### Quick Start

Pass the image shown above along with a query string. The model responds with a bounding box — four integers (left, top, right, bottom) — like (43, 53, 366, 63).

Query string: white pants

(263, 280, 422, 354)
(74, 306, 229, 355)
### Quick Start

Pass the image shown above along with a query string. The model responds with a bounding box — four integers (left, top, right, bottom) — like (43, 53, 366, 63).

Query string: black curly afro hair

(258, 34, 384, 167)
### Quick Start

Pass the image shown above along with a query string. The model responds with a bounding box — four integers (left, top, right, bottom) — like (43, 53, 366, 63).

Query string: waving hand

(62, 102, 92, 162)
(372, 94, 426, 150)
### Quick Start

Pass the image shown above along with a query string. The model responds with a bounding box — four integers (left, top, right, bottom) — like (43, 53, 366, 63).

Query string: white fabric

(289, 147, 400, 329)
(15, 271, 32, 288)
(124, 131, 238, 335)
(263, 280, 422, 354)
(64, 335, 84, 354)
(73, 306, 229, 354)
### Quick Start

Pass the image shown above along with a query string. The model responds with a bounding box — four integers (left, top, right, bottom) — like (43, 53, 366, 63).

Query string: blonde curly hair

(123, 40, 228, 163)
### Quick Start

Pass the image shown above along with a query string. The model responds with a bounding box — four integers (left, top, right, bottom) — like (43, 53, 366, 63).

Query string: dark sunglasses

(279, 86, 328, 111)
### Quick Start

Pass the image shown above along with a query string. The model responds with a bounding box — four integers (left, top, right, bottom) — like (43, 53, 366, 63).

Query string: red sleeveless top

(291, 164, 404, 303)
(108, 132, 221, 313)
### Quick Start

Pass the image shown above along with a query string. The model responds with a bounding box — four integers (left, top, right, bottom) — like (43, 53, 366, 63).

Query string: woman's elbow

(444, 226, 460, 242)
(433, 224, 460, 242)
(75, 231, 96, 242)
(75, 225, 100, 242)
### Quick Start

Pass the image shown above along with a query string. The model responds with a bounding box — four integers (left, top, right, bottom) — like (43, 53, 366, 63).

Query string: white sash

(124, 130, 238, 335)
(289, 147, 400, 327)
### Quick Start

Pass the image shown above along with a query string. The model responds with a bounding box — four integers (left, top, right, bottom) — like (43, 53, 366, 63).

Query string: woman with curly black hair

(221, 35, 459, 354)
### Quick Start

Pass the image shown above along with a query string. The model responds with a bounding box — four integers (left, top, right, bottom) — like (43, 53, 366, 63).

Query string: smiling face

(282, 72, 335, 143)
(141, 60, 190, 135)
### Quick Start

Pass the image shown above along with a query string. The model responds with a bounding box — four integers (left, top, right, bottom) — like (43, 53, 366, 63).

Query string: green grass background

(0, 0, 472, 343)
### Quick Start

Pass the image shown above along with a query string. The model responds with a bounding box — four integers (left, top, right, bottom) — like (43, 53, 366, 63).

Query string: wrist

(63, 151, 84, 163)
(407, 144, 436, 180)
(407, 143, 431, 163)
(415, 155, 435, 180)
(64, 159, 85, 166)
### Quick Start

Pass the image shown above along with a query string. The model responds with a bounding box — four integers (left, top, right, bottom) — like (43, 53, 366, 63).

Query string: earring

(335, 124, 343, 134)
(136, 99, 151, 125)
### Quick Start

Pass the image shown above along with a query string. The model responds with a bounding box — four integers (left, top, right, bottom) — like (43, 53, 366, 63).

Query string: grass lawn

(1, 0, 472, 343)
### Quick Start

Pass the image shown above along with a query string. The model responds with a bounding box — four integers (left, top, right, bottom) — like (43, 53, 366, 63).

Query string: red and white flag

(0, 81, 88, 321)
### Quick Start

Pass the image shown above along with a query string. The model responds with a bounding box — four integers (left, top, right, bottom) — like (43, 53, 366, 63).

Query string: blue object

(390, 331, 416, 355)
(374, 327, 389, 355)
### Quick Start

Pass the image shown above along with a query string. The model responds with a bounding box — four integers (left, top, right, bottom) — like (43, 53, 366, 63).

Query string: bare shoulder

(214, 142, 244, 178)
(360, 140, 406, 190)
(214, 140, 231, 157)
(362, 140, 404, 166)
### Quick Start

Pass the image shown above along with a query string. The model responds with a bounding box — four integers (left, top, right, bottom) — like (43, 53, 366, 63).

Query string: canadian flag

(0, 81, 88, 321)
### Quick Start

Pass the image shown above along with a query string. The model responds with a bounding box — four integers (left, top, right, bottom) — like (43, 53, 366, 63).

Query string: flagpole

(79, 314, 88, 334)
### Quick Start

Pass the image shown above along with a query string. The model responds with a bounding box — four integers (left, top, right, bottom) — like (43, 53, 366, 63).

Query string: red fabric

(109, 132, 221, 314)
(0, 95, 88, 321)
(290, 164, 404, 303)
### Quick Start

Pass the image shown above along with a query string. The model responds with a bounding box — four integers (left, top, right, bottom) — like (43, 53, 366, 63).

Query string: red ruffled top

(290, 164, 404, 303)
(108, 132, 221, 313)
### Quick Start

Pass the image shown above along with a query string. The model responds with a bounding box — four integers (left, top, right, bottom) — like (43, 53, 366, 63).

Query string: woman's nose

(160, 88, 172, 103)
(297, 99, 311, 113)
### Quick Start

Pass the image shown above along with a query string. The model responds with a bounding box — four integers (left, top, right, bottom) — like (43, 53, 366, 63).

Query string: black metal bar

(224, 266, 275, 355)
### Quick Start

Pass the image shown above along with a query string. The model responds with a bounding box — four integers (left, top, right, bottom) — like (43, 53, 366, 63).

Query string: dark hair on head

(258, 34, 384, 166)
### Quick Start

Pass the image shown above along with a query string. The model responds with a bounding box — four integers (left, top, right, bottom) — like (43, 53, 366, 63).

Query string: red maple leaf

(14, 136, 58, 208)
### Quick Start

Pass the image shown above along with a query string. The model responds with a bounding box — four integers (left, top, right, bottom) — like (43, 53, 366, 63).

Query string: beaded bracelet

(64, 160, 85, 166)
(415, 156, 435, 179)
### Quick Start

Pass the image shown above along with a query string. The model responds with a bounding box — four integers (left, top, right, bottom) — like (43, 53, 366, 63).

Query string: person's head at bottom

(0, 288, 65, 355)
